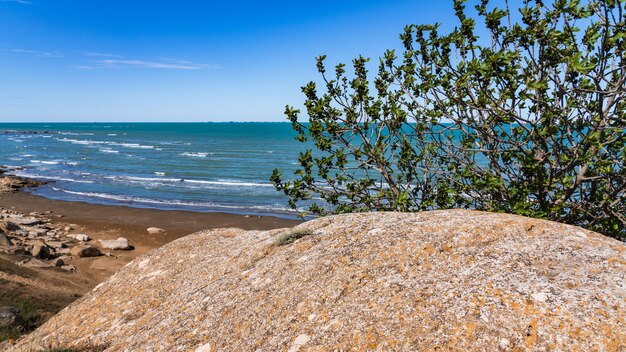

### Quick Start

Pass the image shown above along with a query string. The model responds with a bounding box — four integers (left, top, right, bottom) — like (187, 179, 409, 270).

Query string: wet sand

(0, 191, 301, 246)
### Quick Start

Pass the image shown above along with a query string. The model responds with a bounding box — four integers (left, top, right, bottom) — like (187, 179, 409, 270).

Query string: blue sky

(0, 0, 457, 122)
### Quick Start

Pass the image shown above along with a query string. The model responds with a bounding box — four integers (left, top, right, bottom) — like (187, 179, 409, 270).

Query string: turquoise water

(0, 123, 305, 217)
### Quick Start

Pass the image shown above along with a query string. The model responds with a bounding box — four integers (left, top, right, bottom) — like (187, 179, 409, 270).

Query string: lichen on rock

(8, 210, 626, 351)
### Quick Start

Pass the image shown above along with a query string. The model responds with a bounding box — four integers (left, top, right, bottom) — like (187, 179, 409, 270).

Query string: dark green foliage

(271, 0, 626, 240)
(276, 229, 314, 245)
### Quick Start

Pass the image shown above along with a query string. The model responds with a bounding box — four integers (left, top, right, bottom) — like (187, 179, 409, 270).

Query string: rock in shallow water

(9, 210, 626, 351)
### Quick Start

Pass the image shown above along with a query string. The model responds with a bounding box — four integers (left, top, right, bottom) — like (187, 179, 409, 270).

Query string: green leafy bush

(271, 0, 625, 240)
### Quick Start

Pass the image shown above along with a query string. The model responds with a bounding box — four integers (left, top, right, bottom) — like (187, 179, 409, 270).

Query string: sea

(0, 123, 307, 218)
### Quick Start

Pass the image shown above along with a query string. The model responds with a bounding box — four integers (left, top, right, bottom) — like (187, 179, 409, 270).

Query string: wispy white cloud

(1, 0, 32, 4)
(77, 58, 219, 70)
(81, 51, 123, 58)
(8, 48, 63, 58)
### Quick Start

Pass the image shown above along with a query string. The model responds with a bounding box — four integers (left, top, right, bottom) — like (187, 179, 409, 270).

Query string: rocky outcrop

(9, 210, 626, 351)
(0, 206, 112, 265)
(0, 169, 43, 193)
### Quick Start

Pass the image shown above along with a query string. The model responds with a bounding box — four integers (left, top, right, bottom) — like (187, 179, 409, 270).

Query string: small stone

(147, 227, 165, 235)
(70, 245, 102, 257)
(50, 257, 65, 267)
(61, 265, 76, 272)
(30, 240, 51, 259)
(67, 234, 90, 241)
(64, 226, 72, 231)
(100, 237, 132, 250)
(75, 234, 90, 242)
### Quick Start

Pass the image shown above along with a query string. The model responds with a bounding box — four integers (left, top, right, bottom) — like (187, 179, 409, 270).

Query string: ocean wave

(57, 138, 106, 145)
(180, 152, 210, 158)
(30, 160, 61, 165)
(99, 148, 120, 153)
(104, 175, 274, 188)
(110, 142, 154, 149)
(49, 187, 293, 212)
(12, 172, 94, 184)
(57, 138, 154, 150)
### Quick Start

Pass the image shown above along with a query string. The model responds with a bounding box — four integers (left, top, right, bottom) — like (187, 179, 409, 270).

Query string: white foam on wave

(49, 187, 294, 213)
(57, 138, 106, 145)
(180, 152, 210, 158)
(110, 142, 154, 149)
(57, 138, 154, 150)
(99, 148, 119, 153)
(104, 175, 274, 188)
(12, 172, 94, 184)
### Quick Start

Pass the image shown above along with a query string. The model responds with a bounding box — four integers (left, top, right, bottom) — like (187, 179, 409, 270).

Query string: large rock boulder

(9, 211, 626, 351)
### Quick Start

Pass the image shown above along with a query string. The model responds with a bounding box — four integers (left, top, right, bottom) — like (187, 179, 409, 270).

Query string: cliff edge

(9, 210, 626, 351)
